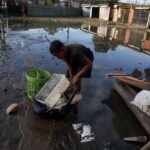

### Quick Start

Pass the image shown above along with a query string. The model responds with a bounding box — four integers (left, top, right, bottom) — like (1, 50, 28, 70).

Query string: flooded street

(0, 20, 150, 150)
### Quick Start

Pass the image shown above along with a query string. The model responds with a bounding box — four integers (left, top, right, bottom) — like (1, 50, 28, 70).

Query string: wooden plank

(114, 81, 150, 135)
(141, 141, 150, 150)
(106, 73, 128, 76)
(108, 73, 150, 90)
(124, 136, 147, 143)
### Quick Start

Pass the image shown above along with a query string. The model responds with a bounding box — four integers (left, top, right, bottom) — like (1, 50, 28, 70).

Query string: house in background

(81, 24, 150, 54)
(81, 3, 111, 21)
(81, 4, 91, 17)
(116, 3, 150, 28)
(132, 5, 150, 28)
(142, 32, 150, 52)
(81, 2, 150, 29)
(58, 0, 80, 8)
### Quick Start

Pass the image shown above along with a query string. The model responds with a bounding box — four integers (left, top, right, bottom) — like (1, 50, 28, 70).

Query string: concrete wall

(99, 6, 110, 21)
(112, 8, 118, 22)
(128, 6, 134, 24)
(143, 40, 150, 50)
(97, 26, 108, 37)
(28, 5, 82, 17)
(82, 7, 90, 17)
(147, 12, 150, 28)
(81, 3, 150, 29)
(117, 8, 130, 23)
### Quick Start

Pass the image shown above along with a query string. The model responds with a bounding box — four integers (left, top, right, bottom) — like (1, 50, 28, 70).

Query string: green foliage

(45, 0, 55, 5)
(81, 0, 119, 4)
(92, 34, 117, 53)
(44, 27, 60, 35)
(39, 0, 56, 5)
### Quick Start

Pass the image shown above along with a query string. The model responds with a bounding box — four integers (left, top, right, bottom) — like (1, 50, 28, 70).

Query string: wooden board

(106, 73, 128, 76)
(114, 81, 150, 136)
(107, 73, 150, 90)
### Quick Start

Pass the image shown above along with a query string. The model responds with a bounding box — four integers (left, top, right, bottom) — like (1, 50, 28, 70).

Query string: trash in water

(124, 136, 147, 143)
(72, 123, 95, 143)
(131, 90, 150, 117)
(6, 103, 19, 115)
(3, 88, 7, 92)
(35, 74, 71, 108)
(103, 141, 113, 150)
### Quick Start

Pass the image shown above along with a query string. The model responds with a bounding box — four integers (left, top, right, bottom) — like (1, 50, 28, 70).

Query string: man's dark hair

(49, 40, 64, 54)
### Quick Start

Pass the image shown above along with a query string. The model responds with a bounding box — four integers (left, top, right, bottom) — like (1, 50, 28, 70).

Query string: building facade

(81, 2, 150, 28)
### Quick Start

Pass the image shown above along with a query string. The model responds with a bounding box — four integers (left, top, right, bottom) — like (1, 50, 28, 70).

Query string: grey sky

(119, 0, 150, 4)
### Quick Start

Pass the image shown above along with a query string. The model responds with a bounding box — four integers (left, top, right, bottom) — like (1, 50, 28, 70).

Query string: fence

(28, 5, 82, 17)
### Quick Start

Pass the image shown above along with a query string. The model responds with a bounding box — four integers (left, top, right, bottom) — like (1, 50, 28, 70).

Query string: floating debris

(113, 67, 123, 71)
(6, 103, 19, 115)
(3, 88, 7, 92)
(72, 123, 95, 143)
(141, 141, 150, 150)
(103, 141, 113, 150)
(124, 136, 147, 143)
(131, 90, 150, 117)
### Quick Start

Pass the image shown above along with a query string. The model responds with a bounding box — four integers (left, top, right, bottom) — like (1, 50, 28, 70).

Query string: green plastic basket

(25, 69, 51, 100)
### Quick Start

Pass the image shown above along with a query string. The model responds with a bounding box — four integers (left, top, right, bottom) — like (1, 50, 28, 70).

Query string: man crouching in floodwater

(49, 40, 94, 92)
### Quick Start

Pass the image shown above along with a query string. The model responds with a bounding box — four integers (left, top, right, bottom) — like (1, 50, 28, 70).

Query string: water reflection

(1, 20, 150, 150)
(102, 88, 147, 137)
(131, 68, 142, 79)
(0, 19, 8, 50)
(121, 67, 150, 81)
(45, 27, 61, 36)
(0, 33, 6, 49)
(81, 24, 150, 54)
(144, 68, 150, 81)
(5, 101, 79, 150)
(92, 36, 117, 53)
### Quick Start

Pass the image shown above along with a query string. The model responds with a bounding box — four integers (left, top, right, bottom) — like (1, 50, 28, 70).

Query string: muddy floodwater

(1, 19, 150, 150)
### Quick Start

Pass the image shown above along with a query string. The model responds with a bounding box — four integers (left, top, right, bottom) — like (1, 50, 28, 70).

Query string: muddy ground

(0, 19, 150, 150)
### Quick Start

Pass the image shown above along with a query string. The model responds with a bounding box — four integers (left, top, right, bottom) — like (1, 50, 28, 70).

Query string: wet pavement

(0, 19, 150, 150)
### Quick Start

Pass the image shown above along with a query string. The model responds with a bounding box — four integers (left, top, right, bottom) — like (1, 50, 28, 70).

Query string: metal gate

(132, 9, 149, 27)
(118, 8, 129, 24)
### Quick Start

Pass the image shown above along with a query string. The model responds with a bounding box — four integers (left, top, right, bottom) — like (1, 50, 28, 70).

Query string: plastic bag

(131, 90, 150, 116)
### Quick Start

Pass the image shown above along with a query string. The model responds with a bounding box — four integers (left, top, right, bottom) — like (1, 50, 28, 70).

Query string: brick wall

(143, 40, 150, 51)
(128, 6, 134, 24)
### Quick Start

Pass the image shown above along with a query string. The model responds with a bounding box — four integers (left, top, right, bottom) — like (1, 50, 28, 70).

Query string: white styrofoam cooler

(35, 74, 70, 109)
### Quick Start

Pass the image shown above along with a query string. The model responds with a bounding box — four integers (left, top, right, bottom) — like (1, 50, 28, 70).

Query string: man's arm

(67, 63, 73, 79)
(71, 55, 92, 85)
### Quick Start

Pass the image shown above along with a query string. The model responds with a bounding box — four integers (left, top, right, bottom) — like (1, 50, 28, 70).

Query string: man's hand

(71, 75, 80, 85)
(71, 75, 81, 92)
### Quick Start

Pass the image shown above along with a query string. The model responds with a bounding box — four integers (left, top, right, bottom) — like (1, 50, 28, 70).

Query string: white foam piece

(72, 123, 95, 143)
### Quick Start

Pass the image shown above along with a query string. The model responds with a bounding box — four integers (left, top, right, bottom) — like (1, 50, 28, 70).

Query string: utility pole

(135, 0, 138, 4)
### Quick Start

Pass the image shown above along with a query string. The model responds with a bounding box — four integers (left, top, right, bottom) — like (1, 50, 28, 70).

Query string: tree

(131, 68, 142, 79)
(92, 35, 118, 53)
(81, 0, 119, 4)
(39, 0, 56, 5)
